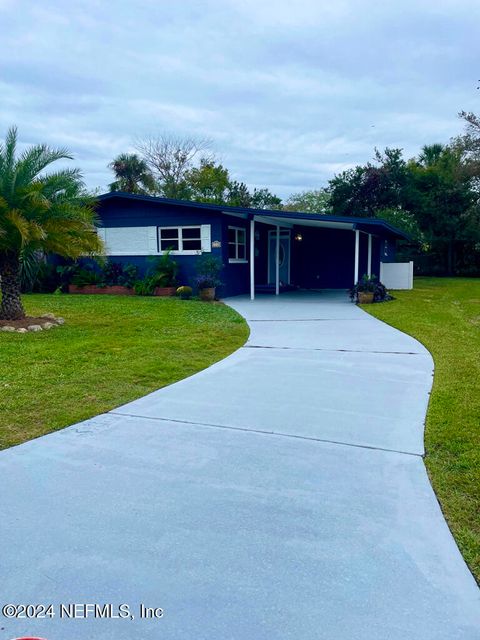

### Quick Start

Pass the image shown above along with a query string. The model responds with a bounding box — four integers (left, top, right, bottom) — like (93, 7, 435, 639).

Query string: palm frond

(3, 126, 18, 172)
(36, 168, 84, 199)
(0, 126, 18, 199)
(4, 209, 31, 243)
(14, 144, 73, 188)
(19, 246, 44, 292)
(0, 126, 102, 272)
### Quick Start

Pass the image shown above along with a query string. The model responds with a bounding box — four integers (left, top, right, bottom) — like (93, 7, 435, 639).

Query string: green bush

(134, 277, 157, 296)
(195, 254, 223, 289)
(176, 285, 193, 300)
(146, 250, 178, 287)
(71, 268, 102, 287)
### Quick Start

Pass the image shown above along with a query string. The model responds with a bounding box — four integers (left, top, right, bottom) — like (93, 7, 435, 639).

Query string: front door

(268, 230, 291, 285)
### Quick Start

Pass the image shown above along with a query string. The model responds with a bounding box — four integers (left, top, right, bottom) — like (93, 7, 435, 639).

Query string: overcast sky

(1, 0, 479, 198)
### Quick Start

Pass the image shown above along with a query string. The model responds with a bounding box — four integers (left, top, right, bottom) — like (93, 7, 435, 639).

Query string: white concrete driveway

(0, 291, 479, 640)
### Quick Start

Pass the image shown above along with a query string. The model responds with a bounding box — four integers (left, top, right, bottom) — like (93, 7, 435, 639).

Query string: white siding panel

(200, 224, 211, 252)
(103, 226, 159, 256)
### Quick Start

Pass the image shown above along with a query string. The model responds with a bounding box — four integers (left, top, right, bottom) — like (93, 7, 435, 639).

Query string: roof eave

(98, 191, 409, 240)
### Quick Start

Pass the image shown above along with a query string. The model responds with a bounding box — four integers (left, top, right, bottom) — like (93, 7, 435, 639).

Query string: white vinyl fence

(379, 261, 414, 290)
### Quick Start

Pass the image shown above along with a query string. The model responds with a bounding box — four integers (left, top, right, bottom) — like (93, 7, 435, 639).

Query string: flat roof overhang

(252, 214, 354, 232)
(219, 209, 408, 240)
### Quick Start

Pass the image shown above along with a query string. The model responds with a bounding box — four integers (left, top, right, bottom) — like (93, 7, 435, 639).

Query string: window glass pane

(228, 243, 237, 259)
(160, 228, 178, 239)
(182, 227, 201, 239)
(182, 239, 202, 250)
(228, 228, 236, 243)
(238, 244, 246, 260)
(160, 239, 179, 251)
(237, 229, 246, 244)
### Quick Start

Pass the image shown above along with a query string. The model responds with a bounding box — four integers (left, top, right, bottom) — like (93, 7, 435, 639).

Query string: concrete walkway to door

(0, 291, 479, 640)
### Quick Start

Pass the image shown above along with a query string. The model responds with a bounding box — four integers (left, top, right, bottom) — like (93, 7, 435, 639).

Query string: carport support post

(275, 225, 280, 295)
(354, 229, 360, 284)
(367, 233, 372, 277)
(250, 218, 255, 301)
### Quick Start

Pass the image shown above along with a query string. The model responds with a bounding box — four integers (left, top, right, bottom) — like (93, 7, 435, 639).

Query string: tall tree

(135, 135, 212, 199)
(183, 159, 230, 204)
(456, 111, 480, 159)
(453, 111, 480, 184)
(0, 126, 103, 319)
(109, 153, 156, 194)
(284, 189, 330, 213)
(250, 188, 282, 210)
(328, 148, 408, 217)
(225, 182, 282, 209)
(407, 145, 478, 274)
(226, 180, 253, 207)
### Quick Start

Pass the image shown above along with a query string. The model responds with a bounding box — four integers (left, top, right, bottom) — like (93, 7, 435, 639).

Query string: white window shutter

(200, 224, 211, 252)
(147, 226, 158, 254)
(100, 227, 155, 255)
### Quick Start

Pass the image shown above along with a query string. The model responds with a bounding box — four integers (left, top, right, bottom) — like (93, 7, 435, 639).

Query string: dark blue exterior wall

(291, 227, 354, 288)
(292, 227, 390, 288)
(98, 197, 251, 297)
(379, 236, 397, 263)
(221, 219, 250, 296)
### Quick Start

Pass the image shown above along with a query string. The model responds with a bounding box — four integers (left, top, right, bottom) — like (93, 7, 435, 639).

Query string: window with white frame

(158, 226, 203, 254)
(228, 226, 247, 262)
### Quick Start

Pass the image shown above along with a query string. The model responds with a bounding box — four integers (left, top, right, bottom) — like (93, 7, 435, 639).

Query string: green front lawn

(0, 294, 248, 450)
(364, 277, 480, 582)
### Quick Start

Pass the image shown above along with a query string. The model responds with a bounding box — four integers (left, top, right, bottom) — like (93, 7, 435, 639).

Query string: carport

(247, 211, 409, 299)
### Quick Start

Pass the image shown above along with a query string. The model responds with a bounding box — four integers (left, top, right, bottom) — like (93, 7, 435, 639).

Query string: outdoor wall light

(294, 233, 303, 241)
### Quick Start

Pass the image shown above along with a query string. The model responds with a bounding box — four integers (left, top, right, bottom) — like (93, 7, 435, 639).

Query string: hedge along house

(96, 192, 412, 298)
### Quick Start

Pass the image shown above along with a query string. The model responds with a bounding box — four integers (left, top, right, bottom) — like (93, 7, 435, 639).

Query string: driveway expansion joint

(109, 410, 425, 458)
(243, 344, 423, 355)
(249, 317, 362, 322)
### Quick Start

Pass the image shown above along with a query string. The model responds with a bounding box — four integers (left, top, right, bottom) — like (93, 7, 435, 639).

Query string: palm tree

(108, 153, 156, 194)
(0, 126, 103, 320)
(418, 144, 444, 167)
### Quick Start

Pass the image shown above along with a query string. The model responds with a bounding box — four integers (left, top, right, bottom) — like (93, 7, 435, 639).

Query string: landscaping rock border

(0, 314, 65, 333)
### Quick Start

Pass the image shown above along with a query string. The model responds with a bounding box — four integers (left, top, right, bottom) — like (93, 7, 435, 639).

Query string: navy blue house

(96, 192, 409, 298)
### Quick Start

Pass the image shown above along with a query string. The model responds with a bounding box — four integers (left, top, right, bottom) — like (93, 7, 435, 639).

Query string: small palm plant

(0, 126, 103, 319)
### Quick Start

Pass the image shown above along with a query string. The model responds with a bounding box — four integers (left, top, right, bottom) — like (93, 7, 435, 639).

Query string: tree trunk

(0, 253, 25, 320)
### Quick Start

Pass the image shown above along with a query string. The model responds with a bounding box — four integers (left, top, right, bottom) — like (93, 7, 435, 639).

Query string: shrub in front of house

(134, 251, 178, 296)
(176, 286, 193, 300)
(103, 262, 138, 288)
(64, 261, 139, 295)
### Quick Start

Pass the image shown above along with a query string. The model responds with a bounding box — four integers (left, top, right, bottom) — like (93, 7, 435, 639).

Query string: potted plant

(195, 275, 218, 301)
(350, 274, 392, 304)
(195, 254, 223, 301)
